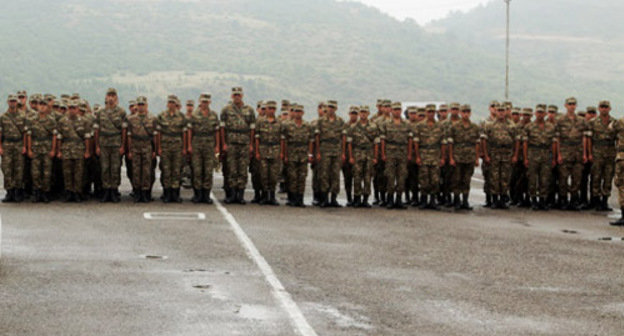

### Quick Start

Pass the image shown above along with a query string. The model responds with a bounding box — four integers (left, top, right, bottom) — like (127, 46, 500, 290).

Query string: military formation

(1, 89, 623, 225)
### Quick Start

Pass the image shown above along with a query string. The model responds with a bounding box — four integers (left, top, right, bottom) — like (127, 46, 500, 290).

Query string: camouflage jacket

(255, 117, 282, 159)
(188, 109, 219, 147)
(57, 116, 90, 159)
(483, 119, 518, 158)
(523, 121, 556, 162)
(315, 115, 345, 156)
(0, 110, 26, 144)
(382, 119, 412, 159)
(448, 120, 480, 163)
(157, 110, 186, 145)
(555, 114, 588, 162)
(94, 106, 126, 147)
(26, 114, 57, 153)
(414, 120, 444, 164)
(126, 114, 156, 153)
(589, 116, 616, 159)
(220, 103, 255, 145)
(610, 118, 624, 161)
(347, 120, 380, 160)
(282, 120, 313, 162)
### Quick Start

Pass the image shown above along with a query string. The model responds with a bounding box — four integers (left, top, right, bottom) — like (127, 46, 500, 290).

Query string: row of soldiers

(1, 89, 624, 225)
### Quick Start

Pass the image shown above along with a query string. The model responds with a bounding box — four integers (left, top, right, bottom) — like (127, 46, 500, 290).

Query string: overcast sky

(347, 0, 491, 24)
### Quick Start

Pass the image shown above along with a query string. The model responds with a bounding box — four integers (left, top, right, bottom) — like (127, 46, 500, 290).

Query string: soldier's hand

(27, 150, 33, 159)
(474, 159, 479, 167)
(22, 146, 26, 155)
(557, 155, 563, 165)
(249, 145, 253, 154)
(152, 152, 156, 159)
(349, 157, 355, 165)
(381, 154, 386, 162)
(524, 159, 529, 168)
(415, 157, 421, 166)
(341, 154, 346, 164)
(449, 159, 456, 167)
(407, 154, 412, 162)
(182, 149, 187, 157)
(48, 150, 55, 158)
(188, 146, 193, 155)
(119, 147, 125, 156)
(485, 156, 491, 163)
(128, 152, 133, 160)
(255, 152, 261, 161)
(157, 148, 162, 157)
(57, 152, 62, 159)
(308, 156, 313, 164)
(222, 144, 228, 153)
(0, 148, 3, 156)
(440, 159, 445, 167)
(373, 158, 378, 165)
(214, 146, 219, 155)
(511, 156, 518, 164)
(316, 153, 321, 162)
(587, 154, 593, 163)
(95, 146, 101, 157)
(84, 152, 91, 159)
(551, 159, 557, 168)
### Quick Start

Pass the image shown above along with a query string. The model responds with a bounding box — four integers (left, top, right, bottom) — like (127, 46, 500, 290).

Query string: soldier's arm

(341, 130, 347, 162)
(585, 125, 592, 161)
(315, 132, 320, 161)
(523, 140, 528, 166)
(56, 134, 63, 158)
(255, 135, 260, 159)
(214, 125, 220, 155)
(182, 124, 188, 156)
(249, 122, 255, 154)
(407, 137, 413, 161)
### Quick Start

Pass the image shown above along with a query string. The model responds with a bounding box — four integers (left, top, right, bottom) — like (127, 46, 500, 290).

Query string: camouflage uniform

(479, 116, 495, 205)
(483, 119, 518, 206)
(372, 113, 390, 203)
(94, 105, 126, 191)
(347, 120, 379, 200)
(611, 118, 624, 218)
(82, 112, 98, 197)
(555, 114, 588, 207)
(0, 110, 26, 196)
(255, 117, 282, 196)
(26, 114, 57, 194)
(220, 103, 256, 195)
(440, 115, 461, 204)
(126, 113, 157, 193)
(57, 115, 90, 196)
(315, 115, 346, 201)
(414, 120, 445, 208)
(589, 115, 616, 208)
(157, 110, 186, 190)
(523, 121, 556, 200)
(282, 120, 312, 200)
(310, 117, 322, 203)
(188, 109, 219, 194)
(448, 120, 480, 197)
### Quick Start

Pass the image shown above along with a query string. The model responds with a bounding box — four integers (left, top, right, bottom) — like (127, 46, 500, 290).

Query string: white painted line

(143, 212, 206, 221)
(213, 194, 318, 336)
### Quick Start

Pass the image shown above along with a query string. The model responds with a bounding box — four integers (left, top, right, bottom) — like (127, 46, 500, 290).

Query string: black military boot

(558, 194, 569, 210)
(583, 196, 597, 210)
(320, 193, 330, 208)
(380, 192, 387, 207)
(531, 197, 539, 211)
(453, 193, 461, 210)
(601, 196, 613, 212)
(346, 190, 353, 207)
(539, 197, 548, 210)
(174, 188, 183, 203)
(134, 189, 142, 203)
(444, 193, 453, 207)
(567, 195, 580, 211)
(411, 192, 420, 206)
(285, 192, 293, 206)
(490, 195, 500, 209)
(312, 192, 320, 206)
(192, 189, 202, 203)
(2, 189, 15, 203)
(294, 193, 303, 207)
(330, 193, 341, 208)
(610, 208, 624, 226)
(419, 194, 428, 209)
(395, 192, 406, 209)
(428, 194, 440, 210)
(75, 193, 84, 203)
(373, 191, 380, 205)
(14, 189, 24, 203)
(202, 189, 213, 204)
(353, 195, 361, 208)
(162, 188, 171, 203)
(278, 182, 286, 194)
(224, 188, 236, 204)
(251, 189, 261, 204)
(41, 191, 50, 203)
(386, 193, 395, 209)
(267, 191, 279, 206)
(461, 193, 473, 210)
(31, 189, 40, 203)
(484, 193, 492, 208)
(362, 195, 371, 208)
(146, 189, 153, 202)
(237, 189, 246, 205)
(110, 189, 121, 203)
(100, 188, 110, 203)
(498, 194, 509, 209)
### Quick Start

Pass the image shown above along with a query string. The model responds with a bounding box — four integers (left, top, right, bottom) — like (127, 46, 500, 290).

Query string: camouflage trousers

(481, 160, 491, 195)
(374, 161, 387, 194)
(580, 162, 592, 201)
(510, 161, 528, 200)
(406, 162, 419, 196)
(192, 148, 216, 190)
(1, 143, 24, 189)
(100, 146, 122, 189)
(558, 160, 583, 197)
(250, 157, 261, 191)
(353, 157, 374, 196)
(452, 162, 474, 194)
(614, 160, 624, 207)
(385, 156, 407, 194)
(161, 143, 183, 189)
(527, 160, 551, 197)
(83, 157, 101, 195)
(225, 144, 250, 189)
(63, 158, 84, 193)
(31, 152, 53, 192)
(591, 155, 615, 197)
(419, 164, 440, 194)
(132, 151, 153, 191)
(342, 162, 353, 195)
(311, 162, 321, 193)
(319, 154, 341, 194)
(260, 157, 280, 192)
(287, 160, 308, 194)
(489, 153, 512, 195)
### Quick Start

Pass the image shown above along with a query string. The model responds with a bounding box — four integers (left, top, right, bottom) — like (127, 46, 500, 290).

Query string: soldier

(79, 100, 98, 199)
(440, 102, 461, 206)
(587, 100, 616, 211)
(315, 100, 345, 208)
(311, 102, 325, 206)
(511, 108, 532, 207)
(510, 108, 521, 124)
(278, 99, 290, 194)
(405, 107, 421, 206)
(480, 101, 498, 207)
(51, 103, 68, 199)
(342, 106, 359, 206)
(126, 96, 157, 203)
(220, 87, 256, 204)
(381, 102, 412, 209)
(482, 105, 520, 209)
(347, 105, 379, 208)
(522, 106, 557, 210)
(187, 94, 220, 204)
(0, 95, 27, 202)
(56, 101, 91, 202)
(372, 99, 392, 206)
(181, 100, 195, 190)
(249, 101, 264, 203)
(448, 104, 480, 210)
(156, 96, 187, 203)
(254, 101, 282, 205)
(609, 113, 624, 225)
(555, 97, 588, 210)
(580, 106, 597, 209)
(414, 105, 445, 210)
(125, 100, 137, 195)
(282, 104, 313, 207)
(94, 88, 127, 203)
(546, 104, 560, 207)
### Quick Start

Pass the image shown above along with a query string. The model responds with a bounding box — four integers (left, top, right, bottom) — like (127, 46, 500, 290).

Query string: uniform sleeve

(219, 107, 227, 128)
(411, 124, 419, 143)
(93, 112, 100, 130)
(585, 119, 593, 138)
(447, 124, 455, 144)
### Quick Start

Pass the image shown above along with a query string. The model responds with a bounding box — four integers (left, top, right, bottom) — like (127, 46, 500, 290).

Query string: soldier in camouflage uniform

(609, 114, 624, 226)
(51, 103, 68, 199)
(522, 106, 557, 210)
(372, 99, 392, 206)
(380, 102, 412, 210)
(315, 100, 346, 208)
(311, 102, 325, 206)
(440, 103, 461, 206)
(79, 100, 98, 199)
(94, 88, 127, 203)
(0, 95, 27, 202)
(254, 101, 282, 205)
(126, 96, 157, 203)
(282, 104, 313, 207)
(555, 97, 588, 210)
(480, 101, 498, 207)
(342, 106, 359, 206)
(482, 105, 520, 209)
(278, 99, 290, 194)
(587, 100, 616, 212)
(448, 104, 480, 210)
(405, 107, 421, 206)
(57, 101, 91, 202)
(220, 87, 256, 204)
(414, 105, 445, 210)
(125, 100, 137, 194)
(187, 94, 220, 204)
(580, 106, 597, 209)
(250, 101, 265, 203)
(156, 96, 187, 203)
(347, 105, 379, 208)
(181, 100, 195, 190)
(546, 105, 560, 207)
(26, 98, 57, 202)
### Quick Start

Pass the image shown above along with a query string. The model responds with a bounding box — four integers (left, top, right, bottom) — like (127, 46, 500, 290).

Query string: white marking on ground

(213, 194, 318, 336)
(144, 212, 206, 220)
(308, 303, 373, 331)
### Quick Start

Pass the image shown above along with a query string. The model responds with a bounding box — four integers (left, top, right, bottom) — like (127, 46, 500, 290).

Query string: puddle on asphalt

(193, 285, 211, 289)
(562, 229, 578, 234)
(140, 255, 168, 260)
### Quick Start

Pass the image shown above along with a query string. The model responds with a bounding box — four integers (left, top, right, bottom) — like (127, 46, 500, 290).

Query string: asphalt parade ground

(0, 171, 623, 336)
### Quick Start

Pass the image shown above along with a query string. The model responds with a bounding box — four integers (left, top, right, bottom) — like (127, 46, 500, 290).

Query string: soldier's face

(426, 111, 435, 121)
(511, 114, 520, 123)
(599, 105, 611, 116)
(317, 106, 325, 117)
(535, 111, 545, 121)
(18, 97, 26, 105)
(565, 102, 576, 113)
(497, 110, 506, 120)
(167, 101, 176, 110)
(349, 113, 358, 122)
(586, 112, 595, 120)
(408, 113, 417, 121)
(138, 104, 147, 114)
(8, 100, 17, 109)
(392, 108, 401, 118)
(232, 94, 243, 104)
(360, 111, 369, 121)
(327, 106, 336, 115)
(39, 103, 48, 114)
(438, 110, 448, 119)
(106, 94, 117, 106)
(450, 108, 459, 117)
(69, 106, 78, 116)
(416, 115, 425, 122)
(266, 107, 276, 117)
(186, 105, 194, 114)
(461, 110, 471, 120)
(522, 114, 531, 122)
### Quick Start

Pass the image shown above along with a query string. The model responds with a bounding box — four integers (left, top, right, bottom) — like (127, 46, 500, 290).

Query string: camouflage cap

(417, 107, 426, 116)
(599, 100, 611, 107)
(45, 94, 56, 101)
(281, 106, 289, 113)
(318, 101, 326, 108)
(186, 99, 194, 106)
(586, 106, 597, 114)
(547, 105, 558, 113)
(129, 100, 137, 106)
(407, 106, 418, 114)
(281, 99, 290, 106)
(136, 96, 147, 105)
(256, 100, 264, 108)
(489, 100, 500, 107)
(565, 97, 577, 104)
(360, 105, 370, 113)
(17, 90, 27, 98)
(29, 94, 40, 102)
(326, 100, 338, 108)
(8, 94, 18, 101)
(106, 88, 117, 96)
(391, 102, 402, 110)
(577, 110, 586, 116)
(349, 105, 360, 114)
(71, 93, 80, 100)
(199, 93, 211, 102)
(67, 100, 78, 108)
(167, 95, 178, 103)
(38, 96, 47, 104)
(534, 106, 545, 113)
(425, 104, 436, 112)
(381, 99, 391, 107)
(522, 108, 533, 115)
(461, 104, 471, 111)
(438, 104, 448, 111)
(376, 99, 383, 106)
(449, 102, 461, 110)
(59, 103, 68, 109)
(265, 100, 277, 109)
(52, 100, 61, 108)
(231, 87, 243, 95)
(503, 101, 513, 109)
(496, 105, 506, 111)
(60, 94, 70, 99)
(511, 107, 520, 115)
